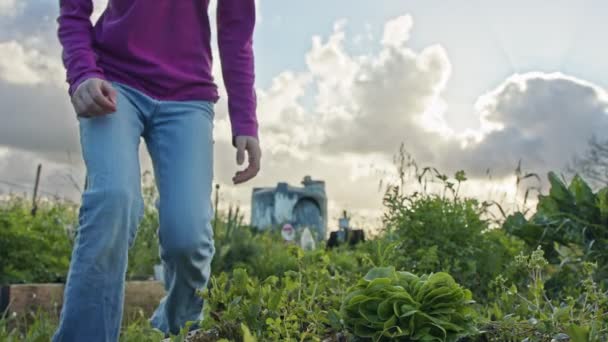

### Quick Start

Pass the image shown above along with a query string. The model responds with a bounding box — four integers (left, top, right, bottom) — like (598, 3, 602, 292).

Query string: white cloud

(0, 41, 64, 85)
(381, 15, 413, 48)
(0, 0, 22, 17)
(207, 14, 608, 224)
(304, 18, 453, 156)
(449, 72, 608, 177)
(0, 147, 84, 201)
(2, 6, 608, 228)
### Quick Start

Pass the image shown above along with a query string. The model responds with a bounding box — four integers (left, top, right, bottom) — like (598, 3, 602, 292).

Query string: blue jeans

(52, 81, 216, 341)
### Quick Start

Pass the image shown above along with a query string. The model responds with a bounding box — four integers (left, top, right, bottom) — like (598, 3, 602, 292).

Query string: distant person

(52, 0, 261, 341)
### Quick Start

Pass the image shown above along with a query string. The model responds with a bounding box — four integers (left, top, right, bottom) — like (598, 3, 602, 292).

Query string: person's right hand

(71, 78, 117, 117)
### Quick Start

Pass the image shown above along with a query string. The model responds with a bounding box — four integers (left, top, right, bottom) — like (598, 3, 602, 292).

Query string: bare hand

(232, 136, 261, 185)
(71, 78, 117, 117)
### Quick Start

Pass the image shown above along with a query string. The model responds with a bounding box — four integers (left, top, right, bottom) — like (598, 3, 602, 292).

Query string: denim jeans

(52, 81, 216, 341)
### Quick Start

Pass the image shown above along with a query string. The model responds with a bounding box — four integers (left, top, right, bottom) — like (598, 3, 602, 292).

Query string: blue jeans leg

(52, 83, 147, 341)
(146, 98, 216, 335)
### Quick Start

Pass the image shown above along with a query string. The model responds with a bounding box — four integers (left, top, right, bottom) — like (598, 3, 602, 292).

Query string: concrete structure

(251, 176, 327, 240)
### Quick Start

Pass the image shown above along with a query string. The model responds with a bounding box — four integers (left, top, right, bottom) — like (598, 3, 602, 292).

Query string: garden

(1, 159, 607, 341)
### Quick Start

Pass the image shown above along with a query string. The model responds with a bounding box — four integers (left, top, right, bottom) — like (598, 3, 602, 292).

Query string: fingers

(71, 93, 86, 117)
(236, 138, 246, 165)
(233, 138, 261, 185)
(248, 141, 261, 171)
(232, 170, 253, 184)
(93, 81, 117, 111)
(233, 166, 257, 184)
(71, 78, 117, 117)
(100, 81, 118, 107)
(79, 90, 105, 116)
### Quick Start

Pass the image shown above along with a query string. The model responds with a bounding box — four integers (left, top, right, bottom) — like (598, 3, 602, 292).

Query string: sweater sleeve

(57, 0, 106, 97)
(217, 0, 259, 145)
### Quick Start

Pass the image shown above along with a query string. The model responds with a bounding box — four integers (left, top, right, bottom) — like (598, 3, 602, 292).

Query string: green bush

(483, 248, 608, 341)
(211, 224, 300, 281)
(4, 164, 608, 341)
(0, 196, 75, 284)
(381, 170, 524, 300)
(341, 266, 478, 342)
(0, 309, 57, 342)
(0, 178, 164, 284)
(126, 179, 161, 280)
(0, 307, 166, 342)
(504, 172, 608, 289)
(210, 204, 305, 281)
(201, 248, 357, 341)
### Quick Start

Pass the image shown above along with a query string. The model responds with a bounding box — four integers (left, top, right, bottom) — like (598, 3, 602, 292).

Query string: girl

(52, 0, 261, 340)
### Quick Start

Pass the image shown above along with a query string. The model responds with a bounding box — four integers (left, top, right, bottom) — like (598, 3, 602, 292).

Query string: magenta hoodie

(57, 0, 258, 140)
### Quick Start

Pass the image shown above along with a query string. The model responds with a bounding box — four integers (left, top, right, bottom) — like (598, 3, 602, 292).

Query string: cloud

(255, 17, 608, 185)
(0, 40, 64, 85)
(381, 15, 413, 47)
(0, 147, 84, 201)
(0, 0, 22, 17)
(447, 72, 608, 177)
(2, 5, 608, 228)
(260, 15, 454, 160)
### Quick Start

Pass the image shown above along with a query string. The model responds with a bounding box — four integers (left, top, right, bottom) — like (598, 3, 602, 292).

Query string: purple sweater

(57, 0, 258, 140)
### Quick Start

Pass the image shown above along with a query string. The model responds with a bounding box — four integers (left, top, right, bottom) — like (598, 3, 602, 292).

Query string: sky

(1, 0, 608, 230)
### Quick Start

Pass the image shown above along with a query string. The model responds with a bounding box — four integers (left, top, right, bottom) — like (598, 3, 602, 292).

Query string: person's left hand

(233, 136, 261, 184)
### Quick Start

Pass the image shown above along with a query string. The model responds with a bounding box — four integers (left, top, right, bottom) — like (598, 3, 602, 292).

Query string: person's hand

(233, 136, 261, 185)
(71, 78, 117, 117)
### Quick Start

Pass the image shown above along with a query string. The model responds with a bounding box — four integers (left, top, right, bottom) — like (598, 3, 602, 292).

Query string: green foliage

(4, 164, 608, 341)
(0, 308, 58, 342)
(340, 266, 478, 342)
(215, 324, 257, 342)
(0, 196, 75, 284)
(483, 248, 608, 341)
(127, 176, 161, 280)
(211, 222, 300, 281)
(0, 176, 165, 284)
(126, 203, 160, 280)
(210, 205, 302, 281)
(120, 309, 165, 342)
(0, 307, 168, 342)
(504, 171, 608, 286)
(200, 248, 357, 341)
(382, 170, 523, 300)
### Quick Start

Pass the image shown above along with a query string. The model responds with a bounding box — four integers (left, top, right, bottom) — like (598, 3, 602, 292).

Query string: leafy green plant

(0, 195, 75, 284)
(504, 172, 608, 287)
(0, 308, 58, 342)
(201, 247, 358, 341)
(211, 207, 301, 281)
(215, 324, 257, 342)
(340, 266, 477, 342)
(127, 173, 161, 280)
(0, 306, 172, 342)
(120, 309, 165, 342)
(483, 248, 608, 341)
(382, 169, 523, 300)
(0, 172, 164, 284)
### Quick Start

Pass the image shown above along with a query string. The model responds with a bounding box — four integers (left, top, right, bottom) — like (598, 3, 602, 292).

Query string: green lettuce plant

(340, 266, 477, 341)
